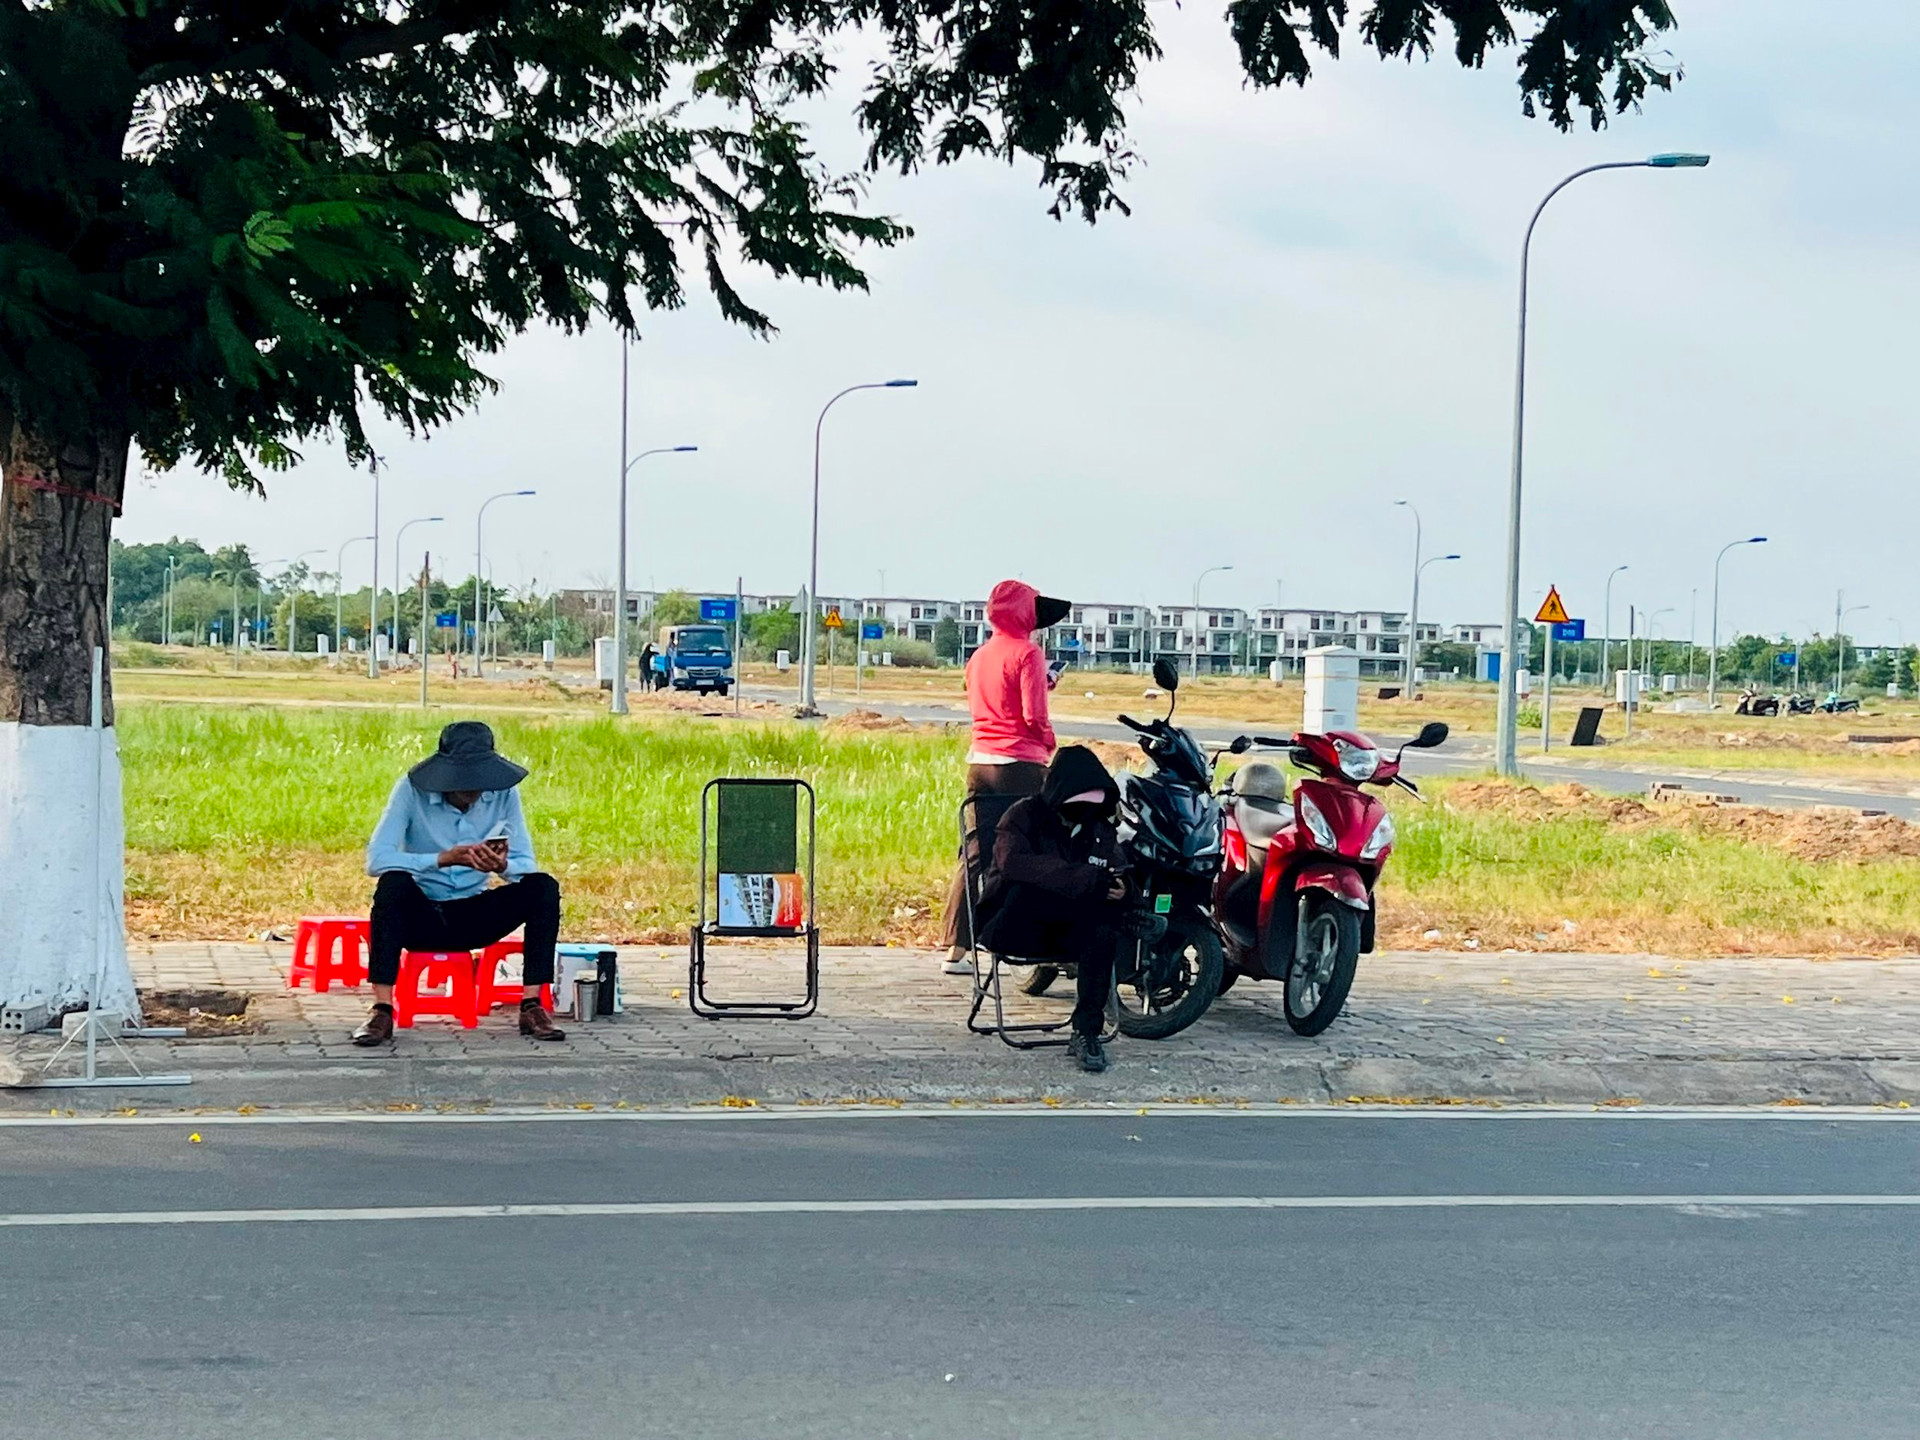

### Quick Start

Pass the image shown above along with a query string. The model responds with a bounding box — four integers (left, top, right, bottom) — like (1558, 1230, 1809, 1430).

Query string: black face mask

(1059, 802, 1107, 829)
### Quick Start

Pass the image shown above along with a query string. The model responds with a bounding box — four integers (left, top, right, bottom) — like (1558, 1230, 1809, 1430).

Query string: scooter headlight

(1297, 791, 1337, 852)
(1358, 810, 1396, 862)
(1335, 738, 1380, 782)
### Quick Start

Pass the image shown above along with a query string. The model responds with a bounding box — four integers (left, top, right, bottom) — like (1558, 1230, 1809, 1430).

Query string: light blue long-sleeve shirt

(365, 777, 536, 902)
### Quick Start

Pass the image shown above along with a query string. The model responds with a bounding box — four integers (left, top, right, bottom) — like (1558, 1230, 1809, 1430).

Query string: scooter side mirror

(1407, 721, 1449, 750)
(1151, 656, 1181, 693)
(1229, 735, 1252, 754)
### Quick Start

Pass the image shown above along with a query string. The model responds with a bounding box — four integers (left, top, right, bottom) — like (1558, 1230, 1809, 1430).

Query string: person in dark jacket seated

(975, 744, 1136, 1073)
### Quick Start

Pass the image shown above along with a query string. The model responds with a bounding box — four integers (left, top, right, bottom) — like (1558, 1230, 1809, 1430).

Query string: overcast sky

(120, 1, 1919, 645)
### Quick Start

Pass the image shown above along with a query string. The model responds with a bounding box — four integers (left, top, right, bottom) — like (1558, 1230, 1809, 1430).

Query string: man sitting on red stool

(352, 721, 566, 1047)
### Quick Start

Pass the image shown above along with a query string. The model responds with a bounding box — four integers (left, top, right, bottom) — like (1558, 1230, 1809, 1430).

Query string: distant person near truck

(939, 579, 1070, 974)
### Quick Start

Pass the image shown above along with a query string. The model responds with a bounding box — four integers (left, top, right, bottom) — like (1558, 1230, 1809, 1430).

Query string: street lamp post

(1601, 564, 1629, 688)
(1495, 152, 1711, 776)
(1708, 536, 1767, 708)
(611, 440, 698, 715)
(1190, 565, 1233, 677)
(367, 455, 382, 680)
(474, 491, 536, 678)
(334, 534, 374, 662)
(801, 380, 918, 714)
(1645, 606, 1675, 689)
(1410, 553, 1460, 689)
(391, 516, 445, 662)
(1837, 597, 1870, 693)
(280, 550, 322, 656)
(1394, 500, 1421, 688)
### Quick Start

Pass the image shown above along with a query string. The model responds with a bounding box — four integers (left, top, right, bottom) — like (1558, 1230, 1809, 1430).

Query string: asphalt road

(741, 684, 1920, 819)
(5, 1110, 1919, 1439)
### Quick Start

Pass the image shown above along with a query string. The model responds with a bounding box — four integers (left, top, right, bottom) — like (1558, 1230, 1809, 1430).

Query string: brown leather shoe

(351, 1004, 395, 1047)
(519, 999, 566, 1041)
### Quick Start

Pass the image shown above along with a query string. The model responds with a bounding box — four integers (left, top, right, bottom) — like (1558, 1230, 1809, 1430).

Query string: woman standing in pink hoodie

(941, 579, 1071, 972)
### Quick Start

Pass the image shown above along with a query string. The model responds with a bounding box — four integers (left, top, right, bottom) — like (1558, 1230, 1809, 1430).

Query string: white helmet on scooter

(1235, 761, 1289, 812)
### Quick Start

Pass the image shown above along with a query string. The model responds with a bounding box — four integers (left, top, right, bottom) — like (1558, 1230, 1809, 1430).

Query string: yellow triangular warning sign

(1534, 586, 1570, 625)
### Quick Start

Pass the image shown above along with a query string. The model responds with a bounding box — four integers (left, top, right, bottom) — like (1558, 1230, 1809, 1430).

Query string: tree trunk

(0, 412, 138, 1017)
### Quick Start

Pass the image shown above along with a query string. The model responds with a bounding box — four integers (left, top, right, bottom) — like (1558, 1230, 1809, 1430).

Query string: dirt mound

(1084, 739, 1142, 774)
(1444, 780, 1920, 864)
(826, 708, 917, 733)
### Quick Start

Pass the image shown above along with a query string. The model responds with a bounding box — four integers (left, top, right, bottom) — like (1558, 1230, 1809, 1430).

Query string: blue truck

(653, 623, 734, 696)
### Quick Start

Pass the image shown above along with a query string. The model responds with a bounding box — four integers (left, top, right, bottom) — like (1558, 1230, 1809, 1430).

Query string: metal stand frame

(34, 649, 191, 1090)
(689, 778, 820, 1020)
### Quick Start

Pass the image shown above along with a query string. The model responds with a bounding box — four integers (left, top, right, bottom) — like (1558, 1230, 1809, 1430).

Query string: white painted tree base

(0, 722, 138, 1018)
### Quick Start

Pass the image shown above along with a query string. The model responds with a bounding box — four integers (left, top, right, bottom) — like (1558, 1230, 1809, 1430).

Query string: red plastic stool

(289, 916, 369, 992)
(475, 938, 554, 1015)
(394, 951, 479, 1029)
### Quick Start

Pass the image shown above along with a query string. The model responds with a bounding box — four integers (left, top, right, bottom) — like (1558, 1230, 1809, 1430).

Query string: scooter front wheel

(1284, 894, 1360, 1036)
(1115, 913, 1223, 1041)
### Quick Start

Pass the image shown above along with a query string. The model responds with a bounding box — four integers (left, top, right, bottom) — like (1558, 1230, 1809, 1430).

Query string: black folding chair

(689, 778, 819, 1020)
(960, 794, 1117, 1050)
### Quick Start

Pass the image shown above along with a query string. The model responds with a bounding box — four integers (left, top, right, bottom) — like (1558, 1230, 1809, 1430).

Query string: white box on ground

(542, 640, 556, 667)
(1615, 669, 1641, 709)
(373, 633, 389, 662)
(1303, 646, 1359, 734)
(1515, 668, 1531, 698)
(775, 649, 791, 672)
(1662, 674, 1678, 694)
(1268, 660, 1283, 686)
(593, 635, 615, 688)
(315, 634, 330, 657)
(407, 638, 419, 657)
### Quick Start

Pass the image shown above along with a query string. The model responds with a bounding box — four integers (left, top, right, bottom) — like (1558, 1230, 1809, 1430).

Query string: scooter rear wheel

(1018, 964, 1062, 997)
(1284, 895, 1360, 1036)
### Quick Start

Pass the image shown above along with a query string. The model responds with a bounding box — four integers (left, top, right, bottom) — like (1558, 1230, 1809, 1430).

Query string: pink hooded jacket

(965, 581, 1058, 765)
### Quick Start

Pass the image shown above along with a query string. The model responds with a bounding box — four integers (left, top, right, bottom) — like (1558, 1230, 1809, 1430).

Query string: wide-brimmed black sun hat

(407, 721, 528, 794)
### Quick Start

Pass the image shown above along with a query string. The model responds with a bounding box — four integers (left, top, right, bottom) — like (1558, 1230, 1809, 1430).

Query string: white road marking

(4, 1194, 1919, 1229)
(0, 1104, 1916, 1128)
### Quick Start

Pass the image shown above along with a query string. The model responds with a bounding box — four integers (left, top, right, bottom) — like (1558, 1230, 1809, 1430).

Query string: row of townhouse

(560, 587, 1499, 677)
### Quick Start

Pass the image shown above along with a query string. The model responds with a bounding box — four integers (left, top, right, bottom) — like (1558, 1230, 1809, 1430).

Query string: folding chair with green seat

(688, 778, 819, 1020)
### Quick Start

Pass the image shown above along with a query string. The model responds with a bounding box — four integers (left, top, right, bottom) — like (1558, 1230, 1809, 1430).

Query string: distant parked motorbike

(1735, 687, 1780, 717)
(1212, 720, 1449, 1035)
(1785, 693, 1816, 715)
(1819, 692, 1861, 714)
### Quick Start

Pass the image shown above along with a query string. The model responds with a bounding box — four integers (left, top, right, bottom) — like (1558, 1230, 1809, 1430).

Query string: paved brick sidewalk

(7, 943, 1919, 1111)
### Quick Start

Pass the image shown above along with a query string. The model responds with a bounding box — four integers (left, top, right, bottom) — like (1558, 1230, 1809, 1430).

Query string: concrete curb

(8, 1049, 1917, 1116)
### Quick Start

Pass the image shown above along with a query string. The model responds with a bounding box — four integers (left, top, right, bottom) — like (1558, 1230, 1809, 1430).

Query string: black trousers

(1014, 913, 1116, 1038)
(369, 871, 561, 987)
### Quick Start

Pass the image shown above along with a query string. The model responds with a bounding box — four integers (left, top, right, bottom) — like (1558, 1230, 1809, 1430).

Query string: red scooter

(1212, 721, 1448, 1034)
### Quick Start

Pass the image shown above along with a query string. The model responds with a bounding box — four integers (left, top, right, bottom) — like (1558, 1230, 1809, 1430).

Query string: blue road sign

(1552, 618, 1586, 643)
(699, 597, 738, 623)
(1776, 650, 1797, 666)
(860, 621, 885, 641)
(434, 612, 458, 629)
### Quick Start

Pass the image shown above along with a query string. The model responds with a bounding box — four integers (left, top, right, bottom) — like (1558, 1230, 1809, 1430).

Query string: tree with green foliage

(651, 590, 702, 632)
(933, 615, 963, 665)
(0, 0, 1683, 1008)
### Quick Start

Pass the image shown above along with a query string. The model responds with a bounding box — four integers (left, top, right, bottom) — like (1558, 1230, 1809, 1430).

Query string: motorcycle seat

(1236, 794, 1290, 856)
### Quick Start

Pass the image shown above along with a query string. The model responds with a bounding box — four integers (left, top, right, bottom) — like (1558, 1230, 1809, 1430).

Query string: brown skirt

(940, 761, 1048, 951)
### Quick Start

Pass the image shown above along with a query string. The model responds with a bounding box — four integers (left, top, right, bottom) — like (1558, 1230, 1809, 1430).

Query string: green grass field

(117, 702, 1920, 955)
